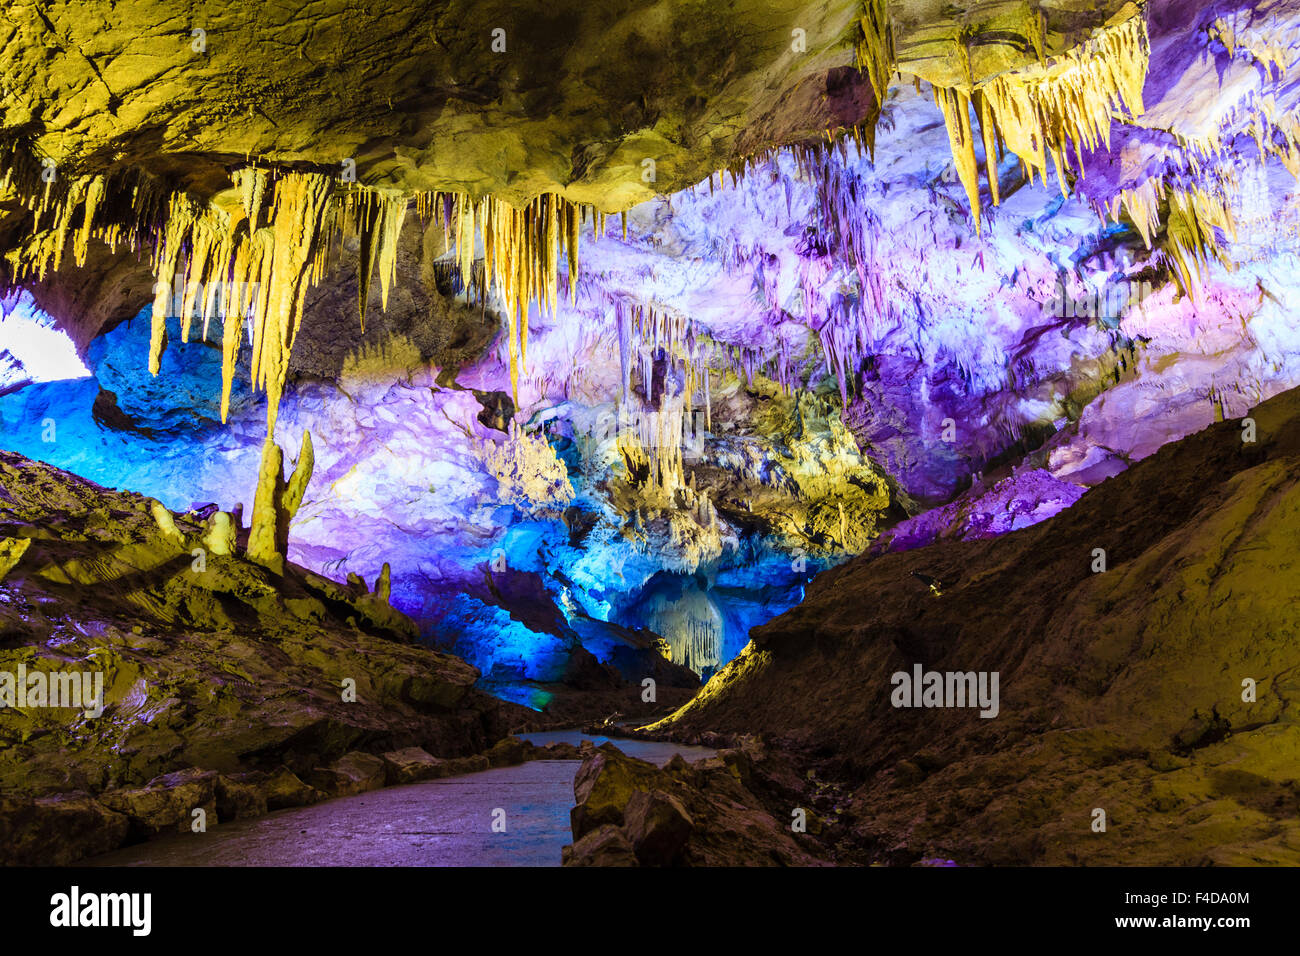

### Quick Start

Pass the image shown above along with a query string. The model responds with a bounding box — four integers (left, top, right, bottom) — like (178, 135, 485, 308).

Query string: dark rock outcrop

(563, 742, 830, 866)
(307, 752, 389, 798)
(0, 792, 130, 866)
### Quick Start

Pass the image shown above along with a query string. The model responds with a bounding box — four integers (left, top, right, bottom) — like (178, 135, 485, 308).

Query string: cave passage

(4, 0, 1300, 879)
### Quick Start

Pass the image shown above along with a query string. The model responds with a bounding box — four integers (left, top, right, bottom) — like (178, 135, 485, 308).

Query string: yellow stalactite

(935, 86, 983, 233)
(926, 5, 1149, 223)
(855, 0, 896, 104)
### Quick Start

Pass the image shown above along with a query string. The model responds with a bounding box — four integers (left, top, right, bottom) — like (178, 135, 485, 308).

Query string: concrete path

(87, 734, 713, 867)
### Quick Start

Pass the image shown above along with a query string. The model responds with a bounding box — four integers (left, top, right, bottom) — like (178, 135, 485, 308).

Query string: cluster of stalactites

(696, 0, 890, 196)
(339, 186, 409, 332)
(0, 145, 182, 284)
(0, 141, 607, 431)
(613, 301, 714, 493)
(1163, 183, 1236, 293)
(414, 190, 592, 406)
(1176, 91, 1300, 182)
(0, 154, 371, 430)
(803, 151, 891, 407)
(719, 342, 800, 396)
(1096, 58, 1300, 295)
(854, 0, 896, 105)
(930, 5, 1150, 232)
(1102, 168, 1243, 295)
(1208, 11, 1294, 83)
(713, 122, 878, 194)
(140, 167, 337, 432)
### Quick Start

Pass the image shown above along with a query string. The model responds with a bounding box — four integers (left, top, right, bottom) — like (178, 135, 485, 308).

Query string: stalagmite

(150, 500, 182, 542)
(247, 430, 315, 574)
(247, 440, 285, 572)
(202, 512, 237, 557)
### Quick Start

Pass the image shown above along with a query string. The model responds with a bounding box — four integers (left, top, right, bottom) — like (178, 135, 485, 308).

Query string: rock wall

(655, 383, 1300, 864)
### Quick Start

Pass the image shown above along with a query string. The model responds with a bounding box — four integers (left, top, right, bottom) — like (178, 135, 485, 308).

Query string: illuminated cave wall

(7, 36, 1300, 705)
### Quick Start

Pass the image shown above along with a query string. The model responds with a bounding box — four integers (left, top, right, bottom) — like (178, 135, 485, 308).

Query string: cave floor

(84, 736, 715, 867)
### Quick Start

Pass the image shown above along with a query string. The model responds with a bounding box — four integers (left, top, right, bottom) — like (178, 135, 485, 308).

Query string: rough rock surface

(307, 752, 389, 798)
(9, 0, 1300, 692)
(0, 0, 881, 215)
(0, 791, 130, 866)
(655, 384, 1300, 865)
(0, 449, 519, 862)
(380, 746, 447, 785)
(563, 741, 830, 865)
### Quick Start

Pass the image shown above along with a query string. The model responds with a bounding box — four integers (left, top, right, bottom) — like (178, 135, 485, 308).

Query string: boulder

(380, 747, 446, 784)
(537, 742, 583, 760)
(0, 792, 129, 865)
(99, 768, 219, 838)
(307, 751, 387, 797)
(561, 824, 639, 867)
(0, 536, 30, 583)
(441, 753, 490, 776)
(215, 774, 269, 820)
(569, 744, 664, 840)
(624, 789, 694, 866)
(262, 766, 326, 810)
(564, 743, 830, 866)
(484, 736, 535, 768)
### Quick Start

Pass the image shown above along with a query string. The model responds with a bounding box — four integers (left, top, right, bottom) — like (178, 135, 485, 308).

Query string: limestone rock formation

(0, 450, 517, 863)
(0, 534, 29, 582)
(247, 430, 314, 573)
(3, 0, 1300, 872)
(654, 383, 1300, 864)
(307, 752, 389, 798)
(563, 742, 831, 865)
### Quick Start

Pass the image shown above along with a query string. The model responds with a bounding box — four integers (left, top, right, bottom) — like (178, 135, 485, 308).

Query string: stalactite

(341, 187, 408, 330)
(854, 0, 897, 105)
(1099, 169, 1237, 295)
(410, 191, 590, 406)
(1163, 185, 1235, 295)
(234, 166, 270, 232)
(934, 86, 984, 233)
(1106, 176, 1164, 249)
(929, 5, 1149, 222)
(245, 171, 336, 434)
(605, 300, 717, 495)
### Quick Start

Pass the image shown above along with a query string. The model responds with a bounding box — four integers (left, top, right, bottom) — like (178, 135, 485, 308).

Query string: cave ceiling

(1, 0, 1137, 208)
